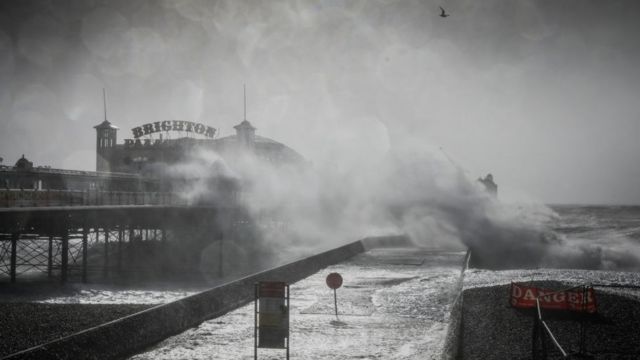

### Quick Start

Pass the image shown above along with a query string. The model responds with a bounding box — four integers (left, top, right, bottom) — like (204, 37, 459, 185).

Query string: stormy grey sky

(0, 0, 638, 205)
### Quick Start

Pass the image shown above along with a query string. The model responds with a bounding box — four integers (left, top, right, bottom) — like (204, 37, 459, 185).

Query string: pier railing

(0, 189, 185, 207)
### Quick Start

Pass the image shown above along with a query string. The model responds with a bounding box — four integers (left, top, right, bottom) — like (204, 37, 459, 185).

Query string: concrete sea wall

(441, 249, 470, 360)
(3, 237, 408, 360)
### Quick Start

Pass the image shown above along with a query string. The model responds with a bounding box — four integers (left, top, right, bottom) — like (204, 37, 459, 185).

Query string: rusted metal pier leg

(61, 230, 69, 284)
(103, 228, 110, 279)
(117, 227, 123, 274)
(10, 232, 18, 283)
(218, 232, 224, 278)
(47, 234, 53, 278)
(128, 226, 135, 274)
(82, 225, 88, 283)
(47, 216, 54, 279)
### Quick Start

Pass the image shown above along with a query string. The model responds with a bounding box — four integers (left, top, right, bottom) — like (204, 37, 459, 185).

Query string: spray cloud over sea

(168, 140, 640, 273)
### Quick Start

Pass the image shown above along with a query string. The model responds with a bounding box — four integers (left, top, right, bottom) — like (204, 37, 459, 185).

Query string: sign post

(326, 272, 343, 317)
(255, 281, 289, 359)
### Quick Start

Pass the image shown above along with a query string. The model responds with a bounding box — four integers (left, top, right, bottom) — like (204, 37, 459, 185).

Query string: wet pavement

(36, 288, 202, 304)
(129, 248, 466, 360)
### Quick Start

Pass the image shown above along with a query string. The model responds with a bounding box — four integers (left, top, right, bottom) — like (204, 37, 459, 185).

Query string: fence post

(60, 229, 69, 284)
(540, 321, 548, 360)
(532, 316, 539, 359)
(579, 286, 588, 355)
(10, 232, 18, 283)
(48, 234, 53, 278)
(117, 227, 123, 274)
(103, 228, 109, 279)
(82, 224, 88, 283)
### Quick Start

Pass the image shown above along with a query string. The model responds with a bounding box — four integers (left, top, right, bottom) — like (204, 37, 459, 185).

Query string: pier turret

(233, 120, 256, 147)
(94, 120, 118, 172)
(233, 85, 256, 147)
(94, 90, 118, 172)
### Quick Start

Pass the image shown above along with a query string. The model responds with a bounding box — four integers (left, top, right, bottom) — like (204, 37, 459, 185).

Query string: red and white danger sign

(509, 282, 597, 313)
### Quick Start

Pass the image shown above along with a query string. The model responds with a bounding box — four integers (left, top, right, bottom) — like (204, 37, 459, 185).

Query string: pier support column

(103, 228, 109, 279)
(82, 225, 88, 283)
(61, 230, 69, 284)
(218, 232, 224, 278)
(10, 232, 18, 283)
(117, 227, 123, 274)
(47, 235, 53, 278)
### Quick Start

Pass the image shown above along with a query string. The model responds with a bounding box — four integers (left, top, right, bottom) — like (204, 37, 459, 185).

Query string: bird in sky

(439, 6, 450, 18)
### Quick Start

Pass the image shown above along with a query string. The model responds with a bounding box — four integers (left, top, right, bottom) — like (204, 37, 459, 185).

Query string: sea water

(465, 205, 640, 299)
(551, 205, 640, 243)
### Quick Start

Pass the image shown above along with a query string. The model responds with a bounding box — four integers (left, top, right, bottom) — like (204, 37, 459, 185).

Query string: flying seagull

(439, 6, 450, 17)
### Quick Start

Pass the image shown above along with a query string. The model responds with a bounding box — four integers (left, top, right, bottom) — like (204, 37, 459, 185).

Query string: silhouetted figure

(439, 6, 450, 17)
(478, 173, 498, 197)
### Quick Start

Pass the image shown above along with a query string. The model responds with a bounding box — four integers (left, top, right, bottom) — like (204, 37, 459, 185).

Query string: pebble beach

(0, 303, 151, 357)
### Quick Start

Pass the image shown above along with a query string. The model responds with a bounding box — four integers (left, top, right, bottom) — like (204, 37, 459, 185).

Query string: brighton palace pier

(0, 117, 305, 284)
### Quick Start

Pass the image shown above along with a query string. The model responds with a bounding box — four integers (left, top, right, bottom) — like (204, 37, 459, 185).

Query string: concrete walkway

(130, 248, 465, 360)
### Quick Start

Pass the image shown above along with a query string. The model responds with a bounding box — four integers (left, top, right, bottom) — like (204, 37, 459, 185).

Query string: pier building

(95, 118, 305, 174)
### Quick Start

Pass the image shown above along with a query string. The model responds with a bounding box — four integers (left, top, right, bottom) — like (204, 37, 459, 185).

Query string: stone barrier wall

(441, 249, 471, 360)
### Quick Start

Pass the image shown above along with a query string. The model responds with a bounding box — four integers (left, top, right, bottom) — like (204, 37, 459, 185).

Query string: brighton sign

(131, 120, 216, 139)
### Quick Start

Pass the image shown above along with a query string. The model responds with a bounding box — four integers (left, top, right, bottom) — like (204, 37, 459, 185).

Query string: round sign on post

(326, 272, 343, 289)
(326, 273, 343, 317)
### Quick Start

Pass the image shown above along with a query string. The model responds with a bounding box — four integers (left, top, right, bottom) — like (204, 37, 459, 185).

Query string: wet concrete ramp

(130, 248, 467, 359)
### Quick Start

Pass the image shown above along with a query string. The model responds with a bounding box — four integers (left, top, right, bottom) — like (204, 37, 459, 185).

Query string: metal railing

(0, 189, 185, 207)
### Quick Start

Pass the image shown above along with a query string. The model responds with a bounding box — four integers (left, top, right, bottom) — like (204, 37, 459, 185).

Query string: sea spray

(160, 141, 640, 273)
